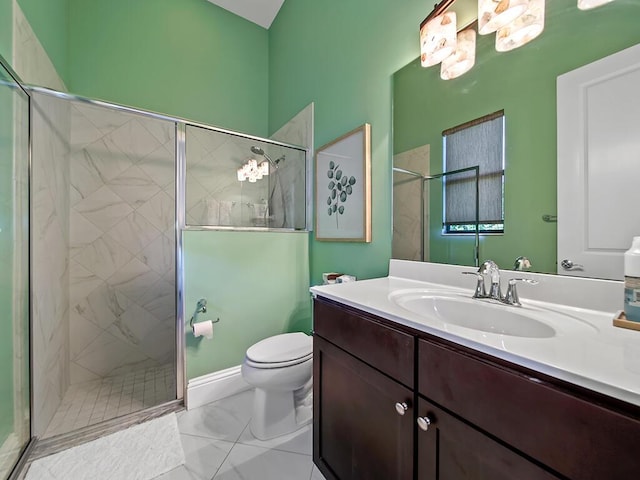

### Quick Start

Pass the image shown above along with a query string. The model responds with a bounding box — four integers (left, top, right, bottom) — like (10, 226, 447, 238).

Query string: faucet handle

(478, 259, 499, 274)
(509, 278, 539, 285)
(504, 278, 539, 306)
(514, 256, 532, 271)
(462, 271, 486, 298)
(479, 260, 502, 299)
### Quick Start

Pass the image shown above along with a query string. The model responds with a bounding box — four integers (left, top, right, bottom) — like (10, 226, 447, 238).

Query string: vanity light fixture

(495, 0, 545, 52)
(441, 29, 476, 79)
(420, 10, 458, 67)
(578, 0, 615, 10)
(237, 158, 269, 182)
(478, 0, 529, 35)
(422, 0, 617, 80)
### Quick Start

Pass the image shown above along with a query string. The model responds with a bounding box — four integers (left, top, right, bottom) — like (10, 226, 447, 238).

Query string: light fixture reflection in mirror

(237, 158, 269, 182)
(441, 29, 477, 79)
(496, 0, 545, 52)
(477, 0, 529, 35)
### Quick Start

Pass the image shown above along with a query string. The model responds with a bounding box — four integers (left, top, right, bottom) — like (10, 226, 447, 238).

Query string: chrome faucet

(463, 260, 538, 306)
(479, 260, 502, 300)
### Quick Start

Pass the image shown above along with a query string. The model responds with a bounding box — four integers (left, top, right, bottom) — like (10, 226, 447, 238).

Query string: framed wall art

(315, 123, 371, 242)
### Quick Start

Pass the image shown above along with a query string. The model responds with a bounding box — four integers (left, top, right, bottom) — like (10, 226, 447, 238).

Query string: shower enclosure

(27, 89, 308, 444)
(0, 54, 308, 477)
(393, 164, 480, 266)
(30, 91, 180, 439)
(185, 125, 307, 230)
(0, 58, 30, 480)
(0, 47, 309, 477)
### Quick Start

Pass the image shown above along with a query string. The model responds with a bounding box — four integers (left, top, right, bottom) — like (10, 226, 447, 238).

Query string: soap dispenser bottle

(624, 237, 640, 322)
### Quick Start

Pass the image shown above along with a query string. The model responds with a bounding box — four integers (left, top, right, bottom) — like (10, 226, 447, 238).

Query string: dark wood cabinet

(417, 397, 558, 480)
(313, 336, 414, 480)
(313, 296, 640, 480)
(418, 338, 640, 479)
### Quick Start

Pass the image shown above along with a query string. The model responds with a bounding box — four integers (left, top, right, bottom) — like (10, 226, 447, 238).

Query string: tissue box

(336, 275, 357, 283)
(322, 272, 344, 285)
(322, 273, 357, 284)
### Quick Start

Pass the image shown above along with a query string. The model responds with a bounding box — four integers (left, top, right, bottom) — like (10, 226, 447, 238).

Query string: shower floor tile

(43, 364, 175, 438)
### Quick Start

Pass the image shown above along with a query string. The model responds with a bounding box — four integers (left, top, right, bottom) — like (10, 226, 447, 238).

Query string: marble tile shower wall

(68, 103, 176, 385)
(12, 0, 67, 92)
(31, 93, 71, 436)
(185, 127, 266, 227)
(393, 144, 430, 262)
(270, 103, 313, 229)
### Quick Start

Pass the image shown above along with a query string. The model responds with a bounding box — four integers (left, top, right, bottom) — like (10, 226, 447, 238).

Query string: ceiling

(206, 0, 286, 29)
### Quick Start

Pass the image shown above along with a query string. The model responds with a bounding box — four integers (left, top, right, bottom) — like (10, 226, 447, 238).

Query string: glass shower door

(0, 61, 31, 478)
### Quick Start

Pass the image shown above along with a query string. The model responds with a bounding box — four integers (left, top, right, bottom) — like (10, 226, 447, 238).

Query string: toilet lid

(246, 332, 312, 364)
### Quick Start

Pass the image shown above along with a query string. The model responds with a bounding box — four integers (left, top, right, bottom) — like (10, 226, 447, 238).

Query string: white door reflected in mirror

(557, 43, 640, 281)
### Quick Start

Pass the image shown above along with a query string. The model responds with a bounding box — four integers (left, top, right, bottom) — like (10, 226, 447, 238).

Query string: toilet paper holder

(189, 298, 220, 328)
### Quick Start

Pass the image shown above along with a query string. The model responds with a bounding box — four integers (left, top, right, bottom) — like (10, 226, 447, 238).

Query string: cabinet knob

(395, 402, 409, 416)
(417, 415, 432, 431)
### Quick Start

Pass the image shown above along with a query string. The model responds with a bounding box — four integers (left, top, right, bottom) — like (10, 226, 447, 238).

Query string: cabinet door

(313, 336, 414, 480)
(417, 398, 559, 480)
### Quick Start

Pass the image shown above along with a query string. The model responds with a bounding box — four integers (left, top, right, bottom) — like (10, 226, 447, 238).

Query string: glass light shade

(478, 0, 528, 35)
(258, 161, 269, 176)
(496, 0, 545, 52)
(441, 29, 476, 80)
(578, 0, 615, 9)
(237, 167, 246, 182)
(248, 176, 257, 183)
(420, 12, 457, 67)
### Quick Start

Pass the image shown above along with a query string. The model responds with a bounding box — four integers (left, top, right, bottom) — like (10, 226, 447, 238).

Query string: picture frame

(315, 123, 371, 242)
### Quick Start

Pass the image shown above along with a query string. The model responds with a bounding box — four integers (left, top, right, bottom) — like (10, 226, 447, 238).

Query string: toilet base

(249, 385, 312, 440)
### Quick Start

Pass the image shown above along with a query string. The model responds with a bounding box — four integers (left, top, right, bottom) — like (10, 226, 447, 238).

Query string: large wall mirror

(392, 0, 640, 279)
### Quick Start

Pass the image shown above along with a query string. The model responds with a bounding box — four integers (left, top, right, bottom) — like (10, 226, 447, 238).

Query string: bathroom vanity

(311, 261, 640, 480)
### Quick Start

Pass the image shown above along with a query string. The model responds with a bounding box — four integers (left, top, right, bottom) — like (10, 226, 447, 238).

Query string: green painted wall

(17, 0, 69, 84)
(394, 0, 640, 273)
(0, 65, 16, 444)
(67, 0, 269, 136)
(183, 231, 311, 379)
(0, 0, 12, 62)
(268, 0, 432, 285)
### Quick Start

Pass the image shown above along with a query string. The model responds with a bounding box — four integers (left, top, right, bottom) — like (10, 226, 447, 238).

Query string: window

(442, 110, 505, 234)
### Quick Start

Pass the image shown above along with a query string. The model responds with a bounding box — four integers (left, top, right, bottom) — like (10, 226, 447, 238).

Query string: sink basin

(389, 291, 562, 338)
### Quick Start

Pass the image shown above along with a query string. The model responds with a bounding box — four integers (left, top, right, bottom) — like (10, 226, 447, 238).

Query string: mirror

(393, 165, 481, 266)
(392, 0, 640, 277)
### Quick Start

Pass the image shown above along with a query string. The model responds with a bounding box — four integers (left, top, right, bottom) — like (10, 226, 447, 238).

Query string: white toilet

(241, 332, 313, 440)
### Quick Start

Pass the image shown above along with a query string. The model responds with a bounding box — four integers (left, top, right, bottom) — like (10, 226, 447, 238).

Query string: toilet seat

(245, 332, 312, 369)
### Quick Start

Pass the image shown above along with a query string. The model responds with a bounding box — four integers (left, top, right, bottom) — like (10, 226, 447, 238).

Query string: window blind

(443, 112, 504, 229)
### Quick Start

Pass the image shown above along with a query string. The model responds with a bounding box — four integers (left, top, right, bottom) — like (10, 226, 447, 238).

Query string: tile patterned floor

(44, 364, 175, 438)
(153, 389, 326, 480)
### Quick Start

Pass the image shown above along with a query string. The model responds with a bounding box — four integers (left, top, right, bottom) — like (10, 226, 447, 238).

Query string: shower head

(250, 146, 266, 156)
(250, 146, 284, 168)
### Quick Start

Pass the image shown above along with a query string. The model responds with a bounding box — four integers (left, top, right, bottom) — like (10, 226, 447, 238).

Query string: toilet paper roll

(192, 320, 214, 339)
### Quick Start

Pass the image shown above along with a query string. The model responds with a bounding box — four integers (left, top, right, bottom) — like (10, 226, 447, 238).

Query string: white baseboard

(186, 365, 251, 410)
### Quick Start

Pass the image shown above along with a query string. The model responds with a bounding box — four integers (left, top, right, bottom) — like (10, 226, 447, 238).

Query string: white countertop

(310, 261, 640, 407)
